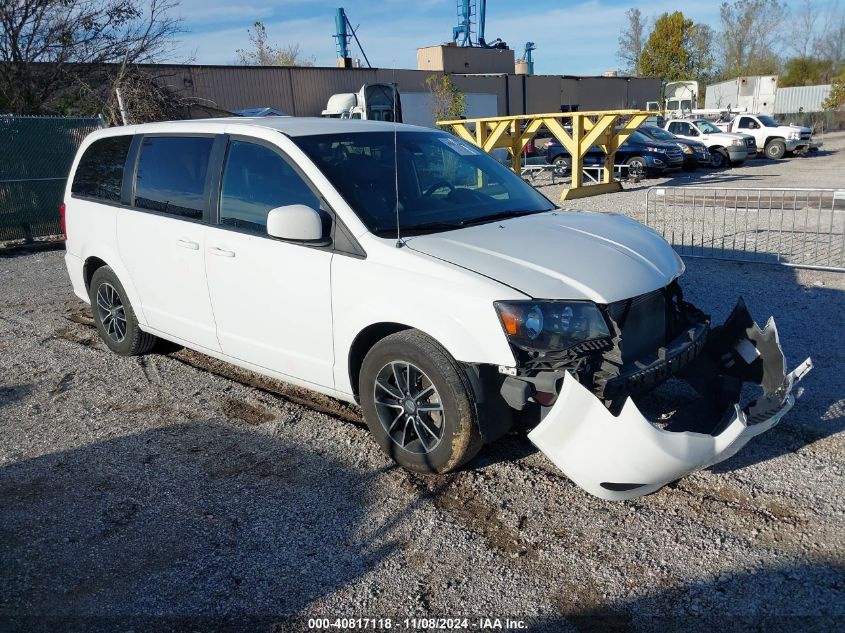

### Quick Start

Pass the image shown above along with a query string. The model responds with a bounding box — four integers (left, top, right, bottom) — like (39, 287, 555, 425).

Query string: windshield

(642, 126, 675, 141)
(294, 131, 555, 235)
(694, 120, 721, 134)
(626, 130, 652, 144)
(757, 115, 780, 127)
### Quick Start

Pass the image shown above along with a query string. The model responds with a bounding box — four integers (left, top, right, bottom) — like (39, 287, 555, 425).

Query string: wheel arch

(79, 248, 147, 325)
(348, 322, 413, 400)
(83, 256, 108, 291)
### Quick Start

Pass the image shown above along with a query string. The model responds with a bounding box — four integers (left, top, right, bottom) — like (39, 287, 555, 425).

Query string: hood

(635, 139, 679, 151)
(676, 139, 707, 150)
(404, 211, 684, 304)
(784, 124, 812, 134)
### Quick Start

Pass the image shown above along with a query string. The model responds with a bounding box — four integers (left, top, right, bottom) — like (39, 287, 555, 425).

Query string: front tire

(709, 149, 728, 168)
(359, 330, 483, 474)
(88, 266, 157, 356)
(765, 139, 786, 159)
(552, 155, 571, 173)
(625, 156, 648, 179)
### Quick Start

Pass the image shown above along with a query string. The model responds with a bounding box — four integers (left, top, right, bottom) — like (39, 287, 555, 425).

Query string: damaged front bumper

(526, 301, 812, 501)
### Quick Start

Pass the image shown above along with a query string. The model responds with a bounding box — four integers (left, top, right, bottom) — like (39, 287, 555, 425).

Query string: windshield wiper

(460, 209, 544, 226)
(376, 210, 547, 236)
(397, 221, 467, 234)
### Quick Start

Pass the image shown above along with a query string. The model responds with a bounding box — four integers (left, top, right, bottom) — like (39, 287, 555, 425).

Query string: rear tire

(359, 330, 483, 474)
(765, 139, 786, 159)
(88, 266, 157, 356)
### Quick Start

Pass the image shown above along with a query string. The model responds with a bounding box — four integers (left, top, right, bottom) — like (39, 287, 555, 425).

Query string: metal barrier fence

(645, 187, 845, 272)
(0, 115, 103, 244)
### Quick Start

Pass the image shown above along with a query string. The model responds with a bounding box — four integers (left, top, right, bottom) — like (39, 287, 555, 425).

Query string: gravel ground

(1, 137, 844, 632)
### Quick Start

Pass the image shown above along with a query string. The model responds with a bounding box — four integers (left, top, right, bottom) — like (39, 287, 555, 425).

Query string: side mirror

(267, 204, 324, 242)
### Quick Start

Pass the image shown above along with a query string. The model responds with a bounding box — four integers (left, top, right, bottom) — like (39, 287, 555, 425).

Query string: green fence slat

(0, 115, 103, 244)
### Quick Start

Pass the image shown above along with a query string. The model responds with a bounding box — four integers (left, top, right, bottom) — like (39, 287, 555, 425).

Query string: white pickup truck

(714, 114, 813, 159)
(664, 118, 758, 168)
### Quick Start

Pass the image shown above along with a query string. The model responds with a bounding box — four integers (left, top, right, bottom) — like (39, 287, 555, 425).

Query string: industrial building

(134, 2, 659, 127)
(152, 63, 660, 127)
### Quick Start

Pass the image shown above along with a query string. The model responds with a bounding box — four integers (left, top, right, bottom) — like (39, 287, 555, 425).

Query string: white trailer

(705, 76, 779, 115)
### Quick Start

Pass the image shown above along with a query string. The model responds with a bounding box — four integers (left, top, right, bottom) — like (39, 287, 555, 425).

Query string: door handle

(208, 246, 236, 258)
(177, 238, 199, 250)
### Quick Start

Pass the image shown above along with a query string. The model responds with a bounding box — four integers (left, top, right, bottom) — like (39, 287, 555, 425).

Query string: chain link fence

(645, 186, 845, 272)
(0, 115, 103, 245)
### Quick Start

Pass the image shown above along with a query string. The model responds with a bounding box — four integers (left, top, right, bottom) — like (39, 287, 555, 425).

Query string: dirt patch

(49, 372, 75, 398)
(218, 397, 275, 426)
(405, 473, 539, 561)
(173, 348, 364, 424)
(55, 316, 365, 425)
(554, 579, 632, 632)
(47, 325, 100, 348)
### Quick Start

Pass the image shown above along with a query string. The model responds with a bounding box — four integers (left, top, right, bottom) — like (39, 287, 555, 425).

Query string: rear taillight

(59, 203, 67, 239)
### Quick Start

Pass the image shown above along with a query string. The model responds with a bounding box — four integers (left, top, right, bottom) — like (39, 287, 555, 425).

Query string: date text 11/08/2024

(307, 617, 528, 630)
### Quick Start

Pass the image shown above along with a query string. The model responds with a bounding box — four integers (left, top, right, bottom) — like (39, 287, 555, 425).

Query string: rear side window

(219, 141, 319, 234)
(134, 136, 214, 220)
(71, 136, 132, 202)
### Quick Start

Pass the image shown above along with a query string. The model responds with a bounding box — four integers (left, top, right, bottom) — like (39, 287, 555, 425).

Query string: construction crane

(452, 0, 507, 49)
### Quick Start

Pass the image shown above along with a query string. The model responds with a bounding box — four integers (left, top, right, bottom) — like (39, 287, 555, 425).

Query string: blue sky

(171, 0, 841, 75)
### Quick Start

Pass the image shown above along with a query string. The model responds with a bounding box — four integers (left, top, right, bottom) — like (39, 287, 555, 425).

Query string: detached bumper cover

(527, 303, 812, 501)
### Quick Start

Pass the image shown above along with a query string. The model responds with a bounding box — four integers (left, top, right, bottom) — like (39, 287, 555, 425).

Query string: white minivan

(63, 117, 809, 500)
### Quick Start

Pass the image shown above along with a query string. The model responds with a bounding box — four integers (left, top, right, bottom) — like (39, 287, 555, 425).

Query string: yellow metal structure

(437, 110, 652, 200)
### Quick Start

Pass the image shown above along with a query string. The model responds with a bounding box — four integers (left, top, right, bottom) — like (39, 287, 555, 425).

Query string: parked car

(714, 114, 813, 159)
(545, 129, 684, 177)
(63, 118, 809, 501)
(664, 118, 757, 168)
(638, 125, 710, 171)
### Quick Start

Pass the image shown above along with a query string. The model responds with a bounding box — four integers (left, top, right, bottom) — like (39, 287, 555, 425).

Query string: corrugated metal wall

(774, 85, 832, 114)
(146, 64, 661, 120)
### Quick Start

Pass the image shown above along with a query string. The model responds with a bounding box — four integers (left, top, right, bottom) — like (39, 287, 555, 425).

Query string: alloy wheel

(96, 282, 127, 343)
(373, 361, 445, 454)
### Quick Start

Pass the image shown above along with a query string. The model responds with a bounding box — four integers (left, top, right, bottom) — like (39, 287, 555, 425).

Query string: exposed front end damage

(511, 293, 812, 500)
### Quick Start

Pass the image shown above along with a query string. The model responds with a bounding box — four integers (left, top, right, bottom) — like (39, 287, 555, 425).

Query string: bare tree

(235, 22, 315, 67)
(813, 1, 845, 68)
(0, 0, 183, 114)
(718, 0, 788, 78)
(617, 8, 647, 75)
(792, 0, 818, 58)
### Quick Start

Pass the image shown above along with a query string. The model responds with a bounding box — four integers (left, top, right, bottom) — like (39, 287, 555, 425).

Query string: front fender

(331, 251, 523, 396)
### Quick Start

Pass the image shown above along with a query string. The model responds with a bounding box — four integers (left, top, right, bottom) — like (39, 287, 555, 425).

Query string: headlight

(646, 146, 667, 153)
(494, 301, 611, 351)
(788, 132, 800, 140)
(678, 143, 693, 154)
(731, 139, 743, 146)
